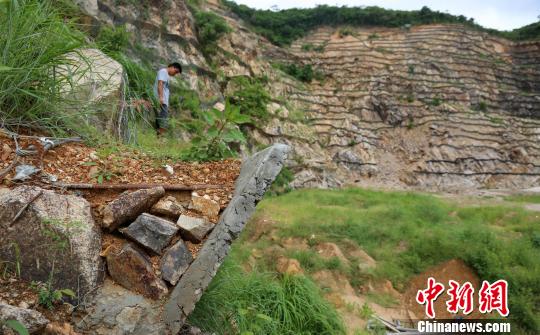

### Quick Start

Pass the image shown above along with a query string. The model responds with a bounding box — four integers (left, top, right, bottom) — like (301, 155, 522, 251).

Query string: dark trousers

(156, 104, 169, 129)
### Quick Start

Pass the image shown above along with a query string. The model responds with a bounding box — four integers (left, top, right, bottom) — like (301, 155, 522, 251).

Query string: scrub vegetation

(223, 1, 540, 46)
(192, 188, 540, 334)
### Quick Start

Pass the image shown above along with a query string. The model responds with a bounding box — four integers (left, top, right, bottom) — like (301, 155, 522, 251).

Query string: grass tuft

(189, 259, 345, 335)
(0, 0, 86, 133)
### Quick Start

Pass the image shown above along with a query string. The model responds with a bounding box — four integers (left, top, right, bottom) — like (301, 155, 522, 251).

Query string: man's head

(167, 62, 182, 76)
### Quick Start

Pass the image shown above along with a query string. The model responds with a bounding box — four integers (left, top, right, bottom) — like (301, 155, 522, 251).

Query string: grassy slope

(192, 188, 540, 334)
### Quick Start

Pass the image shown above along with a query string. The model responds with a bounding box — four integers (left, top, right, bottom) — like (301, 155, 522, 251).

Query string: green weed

(474, 101, 488, 112)
(31, 267, 76, 310)
(182, 101, 250, 161)
(273, 62, 324, 83)
(0, 320, 29, 335)
(301, 43, 314, 51)
(189, 260, 345, 335)
(228, 76, 271, 121)
(265, 167, 294, 196)
(338, 27, 355, 37)
(33, 282, 75, 309)
(366, 292, 399, 308)
(96, 24, 130, 54)
(192, 10, 231, 57)
(358, 303, 373, 319)
(429, 97, 442, 106)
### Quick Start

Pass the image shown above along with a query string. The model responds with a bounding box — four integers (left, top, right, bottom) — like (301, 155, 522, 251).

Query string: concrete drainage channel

(0, 144, 289, 334)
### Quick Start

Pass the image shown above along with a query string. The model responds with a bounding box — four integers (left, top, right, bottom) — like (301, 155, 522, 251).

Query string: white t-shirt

(153, 68, 170, 105)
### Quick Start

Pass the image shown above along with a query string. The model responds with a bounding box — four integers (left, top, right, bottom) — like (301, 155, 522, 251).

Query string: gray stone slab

(120, 213, 178, 254)
(74, 279, 165, 335)
(163, 144, 289, 333)
(102, 187, 165, 231)
(160, 240, 193, 285)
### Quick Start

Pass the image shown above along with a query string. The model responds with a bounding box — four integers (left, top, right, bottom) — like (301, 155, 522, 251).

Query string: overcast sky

(233, 0, 539, 31)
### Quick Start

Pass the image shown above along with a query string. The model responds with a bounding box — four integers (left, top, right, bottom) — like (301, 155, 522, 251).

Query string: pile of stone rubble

(0, 144, 289, 335)
(101, 186, 222, 299)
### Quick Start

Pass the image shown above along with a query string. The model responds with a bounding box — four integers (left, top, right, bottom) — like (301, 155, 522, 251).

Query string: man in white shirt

(153, 62, 182, 136)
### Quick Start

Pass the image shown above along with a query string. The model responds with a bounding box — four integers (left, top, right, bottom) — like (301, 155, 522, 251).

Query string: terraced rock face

(258, 25, 540, 190)
(77, 0, 540, 191)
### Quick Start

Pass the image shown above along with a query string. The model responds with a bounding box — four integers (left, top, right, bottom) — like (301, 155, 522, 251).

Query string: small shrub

(475, 101, 488, 112)
(266, 166, 294, 196)
(488, 116, 504, 124)
(313, 44, 326, 52)
(375, 47, 390, 53)
(430, 97, 441, 106)
(325, 257, 343, 271)
(32, 279, 76, 310)
(301, 43, 314, 51)
(275, 62, 324, 83)
(182, 101, 250, 161)
(368, 33, 379, 40)
(531, 232, 540, 248)
(193, 10, 231, 56)
(408, 64, 415, 74)
(358, 303, 373, 319)
(111, 53, 157, 101)
(366, 292, 399, 308)
(338, 27, 354, 37)
(228, 76, 271, 121)
(96, 24, 130, 54)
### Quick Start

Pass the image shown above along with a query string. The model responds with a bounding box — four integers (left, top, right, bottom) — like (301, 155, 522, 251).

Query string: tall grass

(189, 259, 345, 335)
(0, 0, 87, 133)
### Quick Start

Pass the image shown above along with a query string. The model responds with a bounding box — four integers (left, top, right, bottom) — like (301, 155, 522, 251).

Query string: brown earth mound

(404, 259, 496, 320)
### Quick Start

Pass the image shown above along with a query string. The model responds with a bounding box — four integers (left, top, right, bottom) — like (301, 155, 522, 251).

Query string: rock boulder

(120, 213, 178, 254)
(176, 215, 213, 243)
(102, 187, 165, 231)
(0, 186, 102, 300)
(160, 240, 193, 285)
(151, 196, 184, 218)
(57, 48, 127, 139)
(105, 243, 168, 300)
(189, 194, 220, 221)
(74, 279, 165, 335)
(0, 303, 49, 334)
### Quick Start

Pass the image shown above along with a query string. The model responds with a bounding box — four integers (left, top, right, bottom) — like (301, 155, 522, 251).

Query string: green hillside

(223, 1, 540, 46)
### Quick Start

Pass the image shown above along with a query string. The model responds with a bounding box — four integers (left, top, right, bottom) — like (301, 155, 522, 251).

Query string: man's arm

(157, 80, 164, 105)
